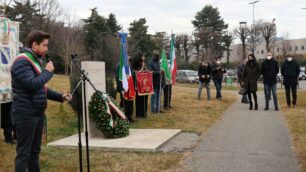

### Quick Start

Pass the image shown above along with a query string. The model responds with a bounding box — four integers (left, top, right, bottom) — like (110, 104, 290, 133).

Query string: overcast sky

(59, 0, 306, 42)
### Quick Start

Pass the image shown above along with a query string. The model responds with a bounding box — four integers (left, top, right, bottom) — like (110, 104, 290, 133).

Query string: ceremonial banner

(0, 18, 19, 96)
(136, 71, 154, 96)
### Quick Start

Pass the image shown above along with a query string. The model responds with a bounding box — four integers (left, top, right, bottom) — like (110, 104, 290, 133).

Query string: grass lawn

(279, 90, 306, 172)
(0, 74, 236, 171)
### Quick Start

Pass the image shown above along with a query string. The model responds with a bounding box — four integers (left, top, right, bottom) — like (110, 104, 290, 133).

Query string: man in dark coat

(261, 52, 279, 111)
(197, 61, 212, 100)
(237, 59, 249, 104)
(281, 54, 300, 107)
(10, 30, 71, 172)
(211, 57, 226, 100)
(149, 52, 164, 113)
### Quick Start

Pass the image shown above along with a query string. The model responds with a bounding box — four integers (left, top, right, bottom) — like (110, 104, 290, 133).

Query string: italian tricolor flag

(118, 32, 135, 100)
(169, 34, 177, 85)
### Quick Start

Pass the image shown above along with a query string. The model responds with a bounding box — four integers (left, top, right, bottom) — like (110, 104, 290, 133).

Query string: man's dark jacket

(11, 48, 63, 116)
(261, 59, 279, 85)
(281, 60, 300, 86)
(198, 64, 212, 83)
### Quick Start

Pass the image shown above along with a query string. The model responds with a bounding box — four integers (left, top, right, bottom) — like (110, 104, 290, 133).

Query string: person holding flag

(163, 35, 176, 109)
(160, 50, 171, 110)
(149, 50, 164, 114)
(132, 53, 149, 118)
(117, 32, 136, 122)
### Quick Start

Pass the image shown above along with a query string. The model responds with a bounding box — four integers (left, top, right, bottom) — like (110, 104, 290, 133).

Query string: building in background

(222, 38, 306, 63)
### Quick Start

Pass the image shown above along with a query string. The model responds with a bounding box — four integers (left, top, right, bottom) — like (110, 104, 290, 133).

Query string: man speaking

(10, 30, 71, 172)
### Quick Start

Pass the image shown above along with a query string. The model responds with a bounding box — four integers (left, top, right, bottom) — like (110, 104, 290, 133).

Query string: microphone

(45, 54, 51, 63)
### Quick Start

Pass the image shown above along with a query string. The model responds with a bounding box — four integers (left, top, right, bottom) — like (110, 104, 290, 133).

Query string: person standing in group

(211, 57, 226, 100)
(261, 52, 279, 111)
(163, 58, 172, 109)
(1, 102, 15, 144)
(116, 59, 135, 122)
(237, 58, 249, 104)
(132, 53, 149, 118)
(197, 61, 212, 100)
(10, 30, 71, 172)
(149, 51, 164, 114)
(242, 54, 261, 110)
(281, 54, 300, 108)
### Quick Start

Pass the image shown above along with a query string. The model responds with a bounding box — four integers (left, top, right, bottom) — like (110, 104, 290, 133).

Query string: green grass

(279, 91, 306, 172)
(0, 74, 236, 171)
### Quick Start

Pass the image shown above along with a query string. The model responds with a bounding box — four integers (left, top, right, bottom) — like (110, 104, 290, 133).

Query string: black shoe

(264, 107, 269, 111)
(255, 103, 258, 110)
(275, 107, 279, 111)
(5, 140, 16, 145)
(249, 102, 253, 110)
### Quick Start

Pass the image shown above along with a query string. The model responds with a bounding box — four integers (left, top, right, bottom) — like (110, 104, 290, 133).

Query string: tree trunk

(226, 47, 230, 64)
(242, 40, 246, 60)
(266, 39, 270, 52)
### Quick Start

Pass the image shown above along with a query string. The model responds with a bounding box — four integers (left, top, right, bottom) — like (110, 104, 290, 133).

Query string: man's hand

(45, 61, 54, 72)
(62, 94, 72, 101)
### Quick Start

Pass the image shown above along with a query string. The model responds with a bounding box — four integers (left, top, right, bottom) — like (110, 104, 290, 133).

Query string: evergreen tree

(128, 18, 155, 58)
(106, 13, 121, 35)
(192, 5, 228, 60)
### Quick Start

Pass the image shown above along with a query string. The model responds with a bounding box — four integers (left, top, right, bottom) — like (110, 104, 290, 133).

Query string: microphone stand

(70, 54, 99, 172)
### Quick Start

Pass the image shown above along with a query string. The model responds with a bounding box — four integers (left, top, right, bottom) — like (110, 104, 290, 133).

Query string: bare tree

(234, 25, 250, 59)
(257, 19, 276, 52)
(223, 31, 233, 64)
(182, 34, 191, 62)
(192, 32, 200, 61)
(175, 34, 183, 58)
(58, 19, 85, 75)
(281, 32, 291, 56)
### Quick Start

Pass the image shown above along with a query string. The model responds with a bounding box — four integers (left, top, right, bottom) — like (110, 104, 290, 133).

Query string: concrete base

(48, 129, 181, 152)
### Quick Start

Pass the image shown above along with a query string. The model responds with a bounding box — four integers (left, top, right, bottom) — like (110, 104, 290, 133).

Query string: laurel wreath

(88, 91, 129, 138)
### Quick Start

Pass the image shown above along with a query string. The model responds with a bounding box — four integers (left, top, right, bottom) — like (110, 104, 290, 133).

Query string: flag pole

(158, 72, 162, 114)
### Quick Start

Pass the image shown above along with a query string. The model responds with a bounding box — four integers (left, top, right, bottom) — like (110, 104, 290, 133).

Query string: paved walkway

(188, 92, 299, 172)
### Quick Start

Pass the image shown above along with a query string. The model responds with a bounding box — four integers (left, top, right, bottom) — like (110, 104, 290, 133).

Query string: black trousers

(119, 92, 124, 108)
(247, 84, 257, 104)
(163, 85, 172, 107)
(1, 102, 13, 142)
(136, 93, 148, 118)
(124, 100, 134, 121)
(11, 110, 44, 172)
(285, 85, 297, 106)
(119, 93, 134, 121)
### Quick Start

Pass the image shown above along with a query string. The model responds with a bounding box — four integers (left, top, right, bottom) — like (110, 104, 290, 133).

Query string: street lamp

(239, 21, 247, 28)
(249, 0, 260, 54)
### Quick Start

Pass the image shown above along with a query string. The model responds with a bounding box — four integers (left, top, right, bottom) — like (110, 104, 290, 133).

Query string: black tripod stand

(70, 54, 99, 172)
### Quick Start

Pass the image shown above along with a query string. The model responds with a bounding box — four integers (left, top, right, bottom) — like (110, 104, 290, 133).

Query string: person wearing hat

(149, 50, 164, 113)
(197, 61, 212, 100)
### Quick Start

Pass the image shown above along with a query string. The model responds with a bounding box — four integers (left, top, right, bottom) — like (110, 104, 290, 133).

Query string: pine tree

(106, 13, 121, 35)
(192, 5, 228, 60)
